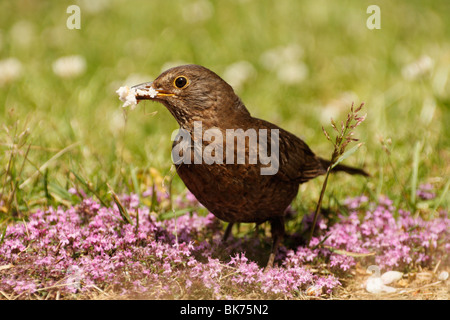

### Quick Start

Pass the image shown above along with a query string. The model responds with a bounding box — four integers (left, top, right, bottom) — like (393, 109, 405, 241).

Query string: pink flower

(0, 190, 447, 299)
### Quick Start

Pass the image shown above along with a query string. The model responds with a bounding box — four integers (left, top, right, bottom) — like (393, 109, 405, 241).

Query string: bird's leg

(266, 216, 285, 269)
(222, 222, 234, 243)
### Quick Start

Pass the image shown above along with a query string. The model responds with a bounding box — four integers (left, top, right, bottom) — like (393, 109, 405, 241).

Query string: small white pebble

(381, 284, 396, 293)
(365, 268, 402, 294)
(365, 277, 397, 294)
(381, 271, 403, 285)
(438, 271, 449, 281)
(366, 277, 383, 294)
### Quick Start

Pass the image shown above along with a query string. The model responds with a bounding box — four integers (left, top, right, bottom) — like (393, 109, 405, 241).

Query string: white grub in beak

(116, 84, 158, 109)
(132, 82, 158, 100)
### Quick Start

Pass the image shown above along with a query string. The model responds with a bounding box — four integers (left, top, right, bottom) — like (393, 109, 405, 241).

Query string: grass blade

(331, 143, 363, 169)
(431, 179, 450, 218)
(19, 142, 80, 189)
(0, 226, 7, 245)
(158, 208, 193, 221)
(130, 166, 140, 199)
(43, 169, 50, 201)
(70, 170, 108, 207)
(411, 141, 422, 205)
(323, 246, 376, 257)
(48, 182, 72, 201)
(107, 183, 133, 225)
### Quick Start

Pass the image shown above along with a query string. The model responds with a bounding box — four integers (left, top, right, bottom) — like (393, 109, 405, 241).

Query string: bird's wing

(251, 119, 326, 183)
(276, 129, 326, 183)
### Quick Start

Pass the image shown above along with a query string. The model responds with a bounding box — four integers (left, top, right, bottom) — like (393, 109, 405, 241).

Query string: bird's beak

(131, 82, 175, 100)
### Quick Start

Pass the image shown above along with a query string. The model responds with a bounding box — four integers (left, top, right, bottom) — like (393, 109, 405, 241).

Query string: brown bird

(130, 64, 368, 267)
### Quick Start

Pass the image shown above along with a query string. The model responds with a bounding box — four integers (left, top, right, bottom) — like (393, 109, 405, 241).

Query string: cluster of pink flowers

(416, 183, 436, 200)
(290, 195, 449, 273)
(0, 190, 448, 299)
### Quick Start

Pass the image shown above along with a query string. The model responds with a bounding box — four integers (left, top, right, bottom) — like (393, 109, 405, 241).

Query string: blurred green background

(0, 0, 449, 219)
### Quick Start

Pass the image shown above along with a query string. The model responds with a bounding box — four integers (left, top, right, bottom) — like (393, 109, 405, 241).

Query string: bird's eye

(174, 76, 188, 89)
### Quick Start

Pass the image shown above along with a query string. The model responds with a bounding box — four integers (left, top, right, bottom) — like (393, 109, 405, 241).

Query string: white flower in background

(276, 62, 308, 85)
(109, 109, 126, 135)
(420, 96, 436, 125)
(260, 44, 304, 71)
(402, 55, 434, 80)
(10, 20, 35, 48)
(52, 55, 86, 79)
(79, 0, 110, 14)
(223, 61, 256, 91)
(320, 91, 359, 123)
(182, 0, 214, 23)
(0, 58, 23, 86)
(432, 66, 449, 96)
(260, 44, 308, 85)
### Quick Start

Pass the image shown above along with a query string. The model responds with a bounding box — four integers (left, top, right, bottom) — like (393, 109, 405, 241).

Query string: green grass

(1, 0, 449, 227)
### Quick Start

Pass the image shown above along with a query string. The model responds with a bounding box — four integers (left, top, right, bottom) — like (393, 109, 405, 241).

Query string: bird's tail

(319, 157, 370, 177)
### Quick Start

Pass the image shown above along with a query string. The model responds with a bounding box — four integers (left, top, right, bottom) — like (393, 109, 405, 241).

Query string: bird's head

(132, 64, 249, 129)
